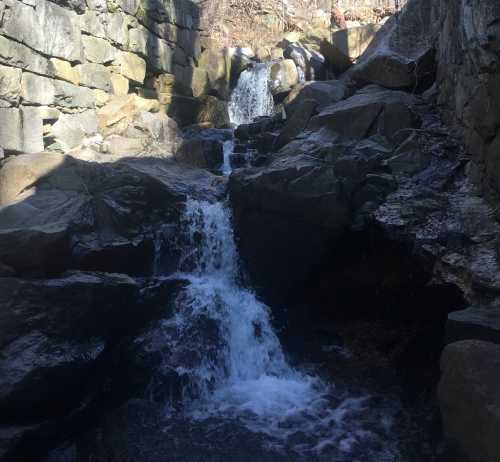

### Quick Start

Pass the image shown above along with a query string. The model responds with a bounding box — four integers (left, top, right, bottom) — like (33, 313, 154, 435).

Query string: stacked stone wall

(0, 0, 204, 154)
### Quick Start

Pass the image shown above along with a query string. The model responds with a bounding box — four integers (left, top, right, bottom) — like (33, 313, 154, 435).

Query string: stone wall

(0, 0, 206, 154)
(435, 0, 500, 206)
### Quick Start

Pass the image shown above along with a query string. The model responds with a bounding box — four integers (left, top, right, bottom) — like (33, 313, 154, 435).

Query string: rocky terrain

(0, 0, 500, 461)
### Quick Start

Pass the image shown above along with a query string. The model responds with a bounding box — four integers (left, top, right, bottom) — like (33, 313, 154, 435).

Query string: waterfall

(228, 63, 275, 126)
(161, 200, 402, 459)
(222, 138, 234, 176)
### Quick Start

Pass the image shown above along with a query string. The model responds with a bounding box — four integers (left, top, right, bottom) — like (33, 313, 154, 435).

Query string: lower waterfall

(157, 199, 405, 461)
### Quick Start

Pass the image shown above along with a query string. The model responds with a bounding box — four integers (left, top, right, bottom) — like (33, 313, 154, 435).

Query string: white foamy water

(222, 138, 234, 176)
(164, 199, 401, 459)
(228, 63, 274, 126)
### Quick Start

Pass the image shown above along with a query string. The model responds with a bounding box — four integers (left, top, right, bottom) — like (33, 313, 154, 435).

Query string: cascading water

(157, 198, 405, 460)
(228, 63, 275, 126)
(150, 65, 421, 462)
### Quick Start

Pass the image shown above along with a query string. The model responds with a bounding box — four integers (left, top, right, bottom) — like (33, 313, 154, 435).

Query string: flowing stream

(151, 67, 429, 461)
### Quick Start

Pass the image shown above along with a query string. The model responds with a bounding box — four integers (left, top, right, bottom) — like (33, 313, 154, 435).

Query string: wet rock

(446, 300, 500, 345)
(230, 155, 350, 298)
(0, 151, 223, 276)
(0, 272, 139, 420)
(439, 340, 500, 462)
(175, 138, 223, 170)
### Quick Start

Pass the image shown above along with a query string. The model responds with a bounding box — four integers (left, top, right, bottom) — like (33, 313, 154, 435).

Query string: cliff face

(0, 0, 205, 154)
(435, 0, 500, 207)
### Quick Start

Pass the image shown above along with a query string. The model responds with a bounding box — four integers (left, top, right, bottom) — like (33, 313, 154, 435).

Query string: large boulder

(269, 59, 299, 95)
(283, 42, 326, 81)
(446, 300, 500, 345)
(0, 273, 184, 458)
(284, 79, 351, 117)
(0, 151, 224, 276)
(229, 154, 351, 300)
(308, 85, 420, 142)
(274, 98, 317, 150)
(439, 340, 500, 462)
(321, 24, 382, 74)
(347, 0, 436, 90)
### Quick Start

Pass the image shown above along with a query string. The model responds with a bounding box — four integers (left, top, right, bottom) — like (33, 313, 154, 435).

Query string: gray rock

(52, 110, 98, 151)
(53, 80, 96, 109)
(347, 0, 436, 90)
(0, 151, 223, 275)
(309, 85, 420, 142)
(0, 35, 51, 75)
(146, 35, 174, 73)
(76, 63, 112, 91)
(270, 59, 299, 95)
(275, 98, 317, 150)
(387, 134, 430, 175)
(1, 0, 82, 62)
(79, 9, 106, 37)
(439, 340, 500, 462)
(283, 42, 325, 81)
(435, 0, 500, 201)
(113, 51, 146, 84)
(82, 35, 117, 64)
(102, 12, 129, 46)
(0, 64, 21, 105)
(284, 80, 351, 117)
(20, 72, 55, 106)
(0, 107, 22, 152)
(229, 155, 350, 297)
(175, 138, 223, 169)
(20, 106, 44, 153)
(446, 301, 500, 345)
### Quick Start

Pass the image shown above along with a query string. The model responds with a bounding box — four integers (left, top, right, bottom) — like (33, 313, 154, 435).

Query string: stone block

(76, 63, 112, 92)
(110, 74, 129, 96)
(20, 106, 44, 153)
(21, 73, 55, 106)
(82, 36, 117, 64)
(0, 35, 50, 75)
(79, 10, 106, 38)
(102, 12, 129, 46)
(51, 110, 98, 151)
(113, 51, 146, 84)
(1, 0, 82, 62)
(0, 65, 22, 105)
(53, 80, 95, 109)
(49, 58, 80, 85)
(0, 108, 22, 151)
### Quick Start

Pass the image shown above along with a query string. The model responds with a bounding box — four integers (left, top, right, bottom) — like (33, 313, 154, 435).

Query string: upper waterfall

(228, 63, 275, 126)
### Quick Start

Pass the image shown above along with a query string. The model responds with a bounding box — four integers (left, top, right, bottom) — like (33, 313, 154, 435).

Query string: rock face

(0, 151, 224, 276)
(0, 272, 185, 459)
(309, 85, 420, 142)
(446, 301, 500, 345)
(435, 0, 500, 206)
(346, 0, 436, 90)
(0, 0, 235, 154)
(321, 24, 381, 74)
(439, 340, 500, 462)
